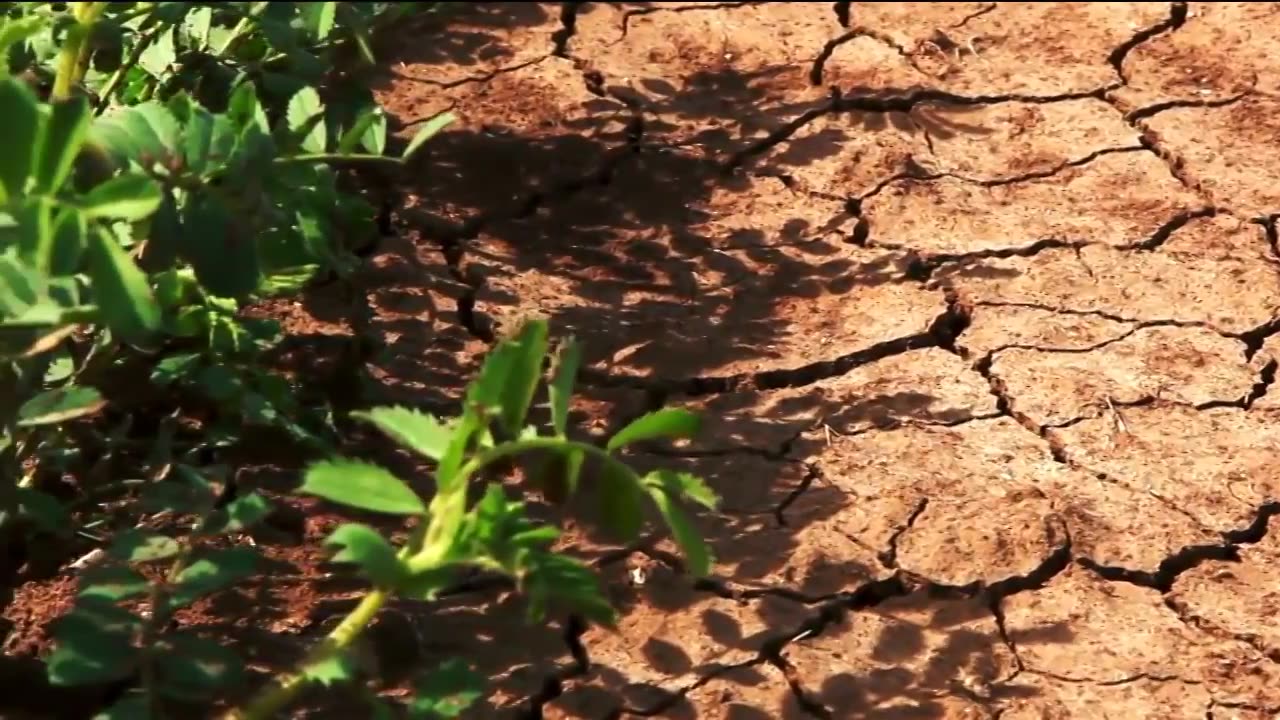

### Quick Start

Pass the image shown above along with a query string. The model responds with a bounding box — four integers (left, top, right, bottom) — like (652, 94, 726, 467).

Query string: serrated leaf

(402, 111, 455, 161)
(548, 338, 581, 436)
(79, 565, 149, 601)
(352, 406, 450, 461)
(35, 95, 91, 194)
(157, 633, 244, 700)
(0, 76, 40, 202)
(302, 459, 426, 515)
(17, 385, 105, 427)
(324, 523, 408, 588)
(169, 547, 259, 609)
(647, 487, 712, 577)
(85, 225, 162, 347)
(300, 651, 357, 687)
(286, 86, 326, 153)
(409, 659, 485, 719)
(81, 173, 163, 221)
(606, 408, 702, 451)
(16, 487, 70, 536)
(109, 529, 179, 562)
(644, 469, 718, 511)
(499, 320, 548, 435)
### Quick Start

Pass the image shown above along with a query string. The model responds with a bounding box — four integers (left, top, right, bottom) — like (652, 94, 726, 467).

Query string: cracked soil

(5, 2, 1280, 719)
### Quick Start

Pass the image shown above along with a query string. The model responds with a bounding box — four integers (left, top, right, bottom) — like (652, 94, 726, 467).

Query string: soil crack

(1107, 2, 1188, 83)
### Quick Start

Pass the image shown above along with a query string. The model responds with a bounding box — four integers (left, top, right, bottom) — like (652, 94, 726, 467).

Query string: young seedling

(225, 319, 718, 719)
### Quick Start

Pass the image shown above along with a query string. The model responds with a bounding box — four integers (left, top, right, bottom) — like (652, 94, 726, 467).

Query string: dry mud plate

(9, 2, 1280, 719)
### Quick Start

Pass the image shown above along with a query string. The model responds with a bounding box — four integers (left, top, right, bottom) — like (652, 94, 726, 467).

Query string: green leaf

(402, 111, 455, 161)
(138, 25, 176, 77)
(286, 86, 326, 153)
(0, 76, 40, 202)
(185, 7, 213, 50)
(300, 651, 358, 687)
(301, 2, 338, 40)
(17, 385, 105, 427)
(48, 206, 88, 276)
(35, 96, 91, 194)
(139, 465, 214, 513)
(548, 338, 581, 436)
(337, 105, 385, 155)
(324, 523, 408, 588)
(91, 101, 180, 169)
(149, 352, 200, 386)
(499, 320, 549, 435)
(157, 633, 244, 700)
(644, 469, 719, 511)
(93, 695, 150, 720)
(352, 406, 450, 461)
(109, 529, 179, 562)
(0, 16, 47, 63)
(200, 492, 273, 535)
(47, 602, 141, 686)
(647, 487, 712, 577)
(79, 565, 149, 601)
(178, 194, 261, 299)
(85, 226, 162, 347)
(180, 104, 216, 175)
(81, 173, 163, 221)
(597, 462, 643, 542)
(606, 408, 702, 451)
(409, 659, 485, 719)
(16, 487, 70, 536)
(301, 459, 426, 515)
(169, 546, 259, 608)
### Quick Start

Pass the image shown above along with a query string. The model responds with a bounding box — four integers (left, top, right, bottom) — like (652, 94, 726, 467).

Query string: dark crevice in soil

(551, 2, 581, 58)
(1260, 216, 1280, 262)
(810, 27, 915, 87)
(1077, 544, 1239, 593)
(835, 84, 1121, 113)
(519, 614, 591, 720)
(953, 3, 997, 29)
(1244, 358, 1274, 409)
(725, 95, 839, 170)
(581, 302, 962, 397)
(775, 462, 820, 527)
(1124, 90, 1252, 122)
(833, 1, 850, 28)
(621, 656, 768, 717)
(877, 498, 927, 569)
(1107, 2, 1187, 83)
(1221, 501, 1280, 545)
(1163, 596, 1280, 663)
(1240, 315, 1280, 360)
(1123, 206, 1220, 250)
(618, 1, 758, 39)
(775, 654, 833, 719)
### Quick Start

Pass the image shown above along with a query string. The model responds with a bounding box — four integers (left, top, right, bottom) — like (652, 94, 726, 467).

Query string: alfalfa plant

(51, 318, 718, 718)
(229, 319, 718, 719)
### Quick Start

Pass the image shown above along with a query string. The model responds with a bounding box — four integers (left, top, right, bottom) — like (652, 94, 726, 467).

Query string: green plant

(48, 319, 716, 718)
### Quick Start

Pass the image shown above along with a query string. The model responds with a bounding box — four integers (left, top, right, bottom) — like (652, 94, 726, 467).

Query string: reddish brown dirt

(6, 2, 1280, 719)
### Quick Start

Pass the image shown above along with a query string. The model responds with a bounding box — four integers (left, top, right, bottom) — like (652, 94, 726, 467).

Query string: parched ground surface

(7, 2, 1280, 719)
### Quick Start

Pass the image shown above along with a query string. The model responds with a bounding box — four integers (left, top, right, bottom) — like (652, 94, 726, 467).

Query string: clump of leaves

(227, 319, 718, 719)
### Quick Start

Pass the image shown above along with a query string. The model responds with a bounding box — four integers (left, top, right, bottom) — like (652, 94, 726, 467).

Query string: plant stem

(229, 435, 629, 718)
(224, 589, 387, 720)
(93, 24, 163, 113)
(215, 1, 271, 57)
(272, 153, 405, 168)
(52, 2, 108, 101)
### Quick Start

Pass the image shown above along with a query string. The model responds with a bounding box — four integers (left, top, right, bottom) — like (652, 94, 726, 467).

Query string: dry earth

(7, 2, 1280, 719)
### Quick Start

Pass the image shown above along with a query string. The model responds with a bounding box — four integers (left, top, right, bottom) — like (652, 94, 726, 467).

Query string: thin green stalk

(214, 1, 271, 57)
(272, 153, 405, 168)
(93, 24, 164, 112)
(229, 435, 631, 719)
(52, 2, 108, 101)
